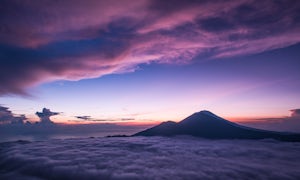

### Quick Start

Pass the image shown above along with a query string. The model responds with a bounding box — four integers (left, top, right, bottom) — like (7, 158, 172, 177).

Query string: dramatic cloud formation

(0, 136, 300, 179)
(35, 108, 59, 124)
(1, 0, 300, 95)
(0, 106, 26, 124)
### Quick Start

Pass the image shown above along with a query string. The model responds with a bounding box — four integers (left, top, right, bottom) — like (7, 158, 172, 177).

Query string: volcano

(134, 110, 300, 142)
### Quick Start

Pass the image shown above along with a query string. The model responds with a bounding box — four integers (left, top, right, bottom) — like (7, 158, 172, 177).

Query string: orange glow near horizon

(40, 111, 293, 126)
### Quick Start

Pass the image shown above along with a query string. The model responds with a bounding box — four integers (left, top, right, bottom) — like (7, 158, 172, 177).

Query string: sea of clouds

(1, 136, 300, 180)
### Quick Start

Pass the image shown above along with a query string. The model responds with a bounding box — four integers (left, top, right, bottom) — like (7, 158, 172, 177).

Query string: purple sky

(1, 0, 300, 125)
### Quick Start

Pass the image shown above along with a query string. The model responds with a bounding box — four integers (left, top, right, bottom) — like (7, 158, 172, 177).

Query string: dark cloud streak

(73, 116, 136, 122)
(75, 116, 92, 121)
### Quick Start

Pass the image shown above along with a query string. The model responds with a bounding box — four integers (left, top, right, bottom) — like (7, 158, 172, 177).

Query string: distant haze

(0, 124, 150, 142)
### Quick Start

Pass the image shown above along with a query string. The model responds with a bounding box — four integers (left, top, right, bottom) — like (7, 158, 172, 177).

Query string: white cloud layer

(1, 136, 300, 179)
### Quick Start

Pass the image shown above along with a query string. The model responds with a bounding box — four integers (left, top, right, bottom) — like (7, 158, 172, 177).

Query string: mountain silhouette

(134, 110, 300, 142)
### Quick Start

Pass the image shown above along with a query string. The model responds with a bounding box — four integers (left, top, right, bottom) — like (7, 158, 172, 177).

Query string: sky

(1, 0, 300, 125)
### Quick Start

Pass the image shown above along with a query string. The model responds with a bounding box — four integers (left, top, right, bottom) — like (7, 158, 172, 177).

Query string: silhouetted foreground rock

(134, 111, 300, 142)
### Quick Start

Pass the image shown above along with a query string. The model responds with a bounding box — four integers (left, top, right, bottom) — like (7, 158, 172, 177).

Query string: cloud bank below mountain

(0, 136, 300, 179)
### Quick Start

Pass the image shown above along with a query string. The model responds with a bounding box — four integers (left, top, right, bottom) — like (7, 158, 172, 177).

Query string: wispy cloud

(75, 116, 93, 121)
(73, 115, 136, 123)
(1, 0, 300, 95)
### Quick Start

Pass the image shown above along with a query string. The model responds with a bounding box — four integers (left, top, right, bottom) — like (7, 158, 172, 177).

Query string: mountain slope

(134, 110, 300, 142)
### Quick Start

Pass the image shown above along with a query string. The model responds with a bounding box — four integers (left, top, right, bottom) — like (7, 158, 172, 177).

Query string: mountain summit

(134, 110, 300, 142)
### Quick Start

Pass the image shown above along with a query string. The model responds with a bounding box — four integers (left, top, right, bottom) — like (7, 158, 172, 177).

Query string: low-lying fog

(1, 136, 300, 180)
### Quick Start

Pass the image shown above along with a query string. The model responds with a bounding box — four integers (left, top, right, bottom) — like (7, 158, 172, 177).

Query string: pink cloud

(0, 0, 148, 47)
(1, 0, 300, 95)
